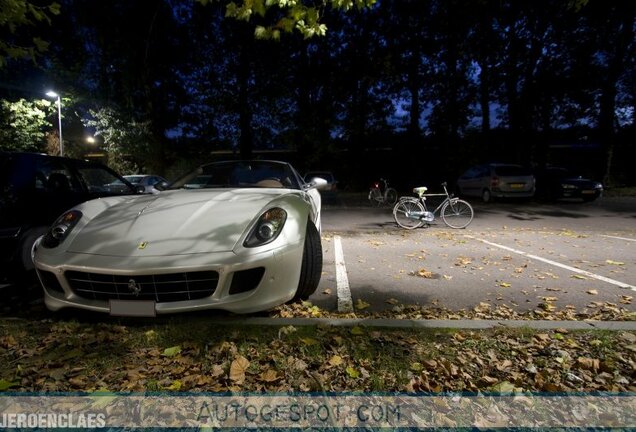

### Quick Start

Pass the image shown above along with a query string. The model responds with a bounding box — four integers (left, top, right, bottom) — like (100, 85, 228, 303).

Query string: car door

(458, 166, 482, 197)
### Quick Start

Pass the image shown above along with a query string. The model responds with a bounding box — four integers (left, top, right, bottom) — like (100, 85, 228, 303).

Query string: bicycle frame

(406, 185, 455, 220)
(393, 182, 474, 229)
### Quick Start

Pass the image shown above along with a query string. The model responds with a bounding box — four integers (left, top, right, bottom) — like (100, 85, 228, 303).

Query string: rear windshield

(494, 165, 531, 176)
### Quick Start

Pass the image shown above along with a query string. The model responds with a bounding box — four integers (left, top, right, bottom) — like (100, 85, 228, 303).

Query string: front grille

(39, 270, 64, 293)
(65, 270, 218, 303)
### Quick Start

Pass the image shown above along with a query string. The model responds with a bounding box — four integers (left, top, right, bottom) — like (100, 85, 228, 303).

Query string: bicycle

(368, 178, 398, 206)
(393, 182, 474, 229)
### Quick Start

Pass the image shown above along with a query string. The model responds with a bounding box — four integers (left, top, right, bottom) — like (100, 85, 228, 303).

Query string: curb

(210, 317, 636, 331)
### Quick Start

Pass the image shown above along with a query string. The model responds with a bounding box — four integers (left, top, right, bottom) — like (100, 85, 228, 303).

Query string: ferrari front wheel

(293, 221, 323, 301)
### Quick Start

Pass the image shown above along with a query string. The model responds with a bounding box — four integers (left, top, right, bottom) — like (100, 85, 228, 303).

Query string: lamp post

(45, 91, 63, 156)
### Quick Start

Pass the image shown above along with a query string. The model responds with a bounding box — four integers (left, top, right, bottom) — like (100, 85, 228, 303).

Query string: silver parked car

(456, 163, 535, 202)
(33, 160, 325, 316)
(123, 175, 167, 194)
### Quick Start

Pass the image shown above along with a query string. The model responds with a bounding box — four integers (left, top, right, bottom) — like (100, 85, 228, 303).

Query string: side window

(75, 166, 132, 195)
(461, 168, 477, 179)
(35, 158, 82, 193)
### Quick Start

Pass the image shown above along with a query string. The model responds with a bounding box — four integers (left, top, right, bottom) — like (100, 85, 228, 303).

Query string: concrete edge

(210, 317, 636, 331)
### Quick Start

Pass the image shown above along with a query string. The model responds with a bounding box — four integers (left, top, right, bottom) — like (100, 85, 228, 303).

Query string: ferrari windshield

(170, 160, 303, 190)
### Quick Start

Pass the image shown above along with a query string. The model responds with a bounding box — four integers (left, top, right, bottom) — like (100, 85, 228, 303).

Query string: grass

(604, 186, 636, 197)
(1, 317, 634, 393)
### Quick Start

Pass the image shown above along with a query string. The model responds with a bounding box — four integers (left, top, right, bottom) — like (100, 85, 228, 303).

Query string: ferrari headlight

(244, 208, 287, 247)
(42, 210, 82, 248)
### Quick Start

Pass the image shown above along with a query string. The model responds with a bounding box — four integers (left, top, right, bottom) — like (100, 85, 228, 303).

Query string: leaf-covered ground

(272, 299, 635, 321)
(1, 318, 634, 393)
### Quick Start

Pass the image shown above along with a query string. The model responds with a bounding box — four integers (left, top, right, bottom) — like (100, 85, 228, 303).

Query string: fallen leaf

(576, 357, 600, 371)
(229, 356, 250, 384)
(0, 379, 18, 391)
(162, 346, 182, 358)
(499, 282, 511, 288)
(587, 290, 598, 295)
(164, 380, 182, 391)
(258, 369, 279, 382)
(355, 299, 370, 310)
(328, 355, 344, 367)
(346, 367, 360, 378)
(350, 327, 364, 335)
(416, 268, 434, 278)
(606, 260, 625, 266)
(299, 337, 319, 346)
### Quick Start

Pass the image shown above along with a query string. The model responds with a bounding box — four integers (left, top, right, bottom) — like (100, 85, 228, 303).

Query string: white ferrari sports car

(33, 160, 326, 316)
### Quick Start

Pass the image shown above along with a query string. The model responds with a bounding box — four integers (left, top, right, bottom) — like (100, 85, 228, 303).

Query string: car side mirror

(307, 177, 329, 191)
(154, 180, 169, 191)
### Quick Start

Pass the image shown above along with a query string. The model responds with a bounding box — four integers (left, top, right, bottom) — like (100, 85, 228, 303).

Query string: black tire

(18, 227, 48, 272)
(441, 199, 474, 229)
(393, 198, 424, 230)
(482, 189, 493, 203)
(293, 221, 323, 301)
(385, 188, 398, 206)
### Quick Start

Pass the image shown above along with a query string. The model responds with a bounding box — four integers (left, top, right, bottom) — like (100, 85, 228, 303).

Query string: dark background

(0, 0, 634, 191)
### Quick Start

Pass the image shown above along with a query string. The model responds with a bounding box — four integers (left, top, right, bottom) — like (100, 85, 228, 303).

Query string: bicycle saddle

(413, 186, 428, 196)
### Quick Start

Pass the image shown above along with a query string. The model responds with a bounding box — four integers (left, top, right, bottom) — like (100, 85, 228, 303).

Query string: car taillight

(491, 176, 499, 187)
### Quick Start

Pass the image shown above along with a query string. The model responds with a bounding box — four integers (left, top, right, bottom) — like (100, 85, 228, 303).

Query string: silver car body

(456, 163, 535, 202)
(33, 161, 324, 315)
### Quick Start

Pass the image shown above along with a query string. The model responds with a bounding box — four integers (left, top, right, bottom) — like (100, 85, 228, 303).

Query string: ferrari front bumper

(33, 241, 304, 315)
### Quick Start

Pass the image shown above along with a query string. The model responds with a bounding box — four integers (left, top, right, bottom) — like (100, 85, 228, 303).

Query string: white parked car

(33, 160, 326, 316)
(456, 163, 535, 202)
(123, 175, 167, 194)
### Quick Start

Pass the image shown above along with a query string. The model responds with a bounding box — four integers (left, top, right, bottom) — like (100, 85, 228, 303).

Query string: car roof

(0, 151, 107, 168)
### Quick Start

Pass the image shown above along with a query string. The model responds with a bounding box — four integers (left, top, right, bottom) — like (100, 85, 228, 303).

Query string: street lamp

(45, 91, 63, 156)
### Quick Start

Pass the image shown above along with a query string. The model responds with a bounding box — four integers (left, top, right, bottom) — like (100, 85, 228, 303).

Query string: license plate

(109, 300, 156, 317)
(582, 190, 595, 194)
(509, 183, 524, 189)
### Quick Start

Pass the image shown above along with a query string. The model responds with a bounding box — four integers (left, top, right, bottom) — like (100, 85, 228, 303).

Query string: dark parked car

(456, 163, 535, 202)
(0, 152, 141, 283)
(534, 167, 603, 202)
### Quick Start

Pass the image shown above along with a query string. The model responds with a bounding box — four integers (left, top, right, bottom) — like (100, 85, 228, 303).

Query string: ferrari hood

(67, 189, 293, 256)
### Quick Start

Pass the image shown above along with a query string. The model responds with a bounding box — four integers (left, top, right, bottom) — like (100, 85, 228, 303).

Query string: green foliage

(0, 0, 61, 66)
(0, 98, 54, 152)
(83, 108, 154, 174)
(204, 0, 376, 39)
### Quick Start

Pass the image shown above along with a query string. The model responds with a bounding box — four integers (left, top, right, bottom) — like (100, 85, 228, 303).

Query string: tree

(0, 0, 60, 67)
(201, 0, 378, 39)
(83, 107, 154, 174)
(0, 98, 54, 151)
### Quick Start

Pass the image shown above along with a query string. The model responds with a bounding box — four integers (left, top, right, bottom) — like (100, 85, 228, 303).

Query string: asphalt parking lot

(1, 196, 634, 319)
(310, 196, 636, 314)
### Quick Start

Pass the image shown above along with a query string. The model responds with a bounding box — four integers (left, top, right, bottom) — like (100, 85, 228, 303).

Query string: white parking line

(600, 235, 636, 242)
(333, 235, 353, 312)
(465, 235, 636, 292)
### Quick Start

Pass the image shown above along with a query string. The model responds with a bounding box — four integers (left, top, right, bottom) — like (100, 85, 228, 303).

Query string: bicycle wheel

(369, 189, 382, 206)
(393, 198, 425, 229)
(385, 188, 398, 206)
(441, 199, 474, 229)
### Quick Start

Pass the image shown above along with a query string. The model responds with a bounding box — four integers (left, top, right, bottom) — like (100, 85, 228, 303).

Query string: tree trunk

(598, 7, 633, 186)
(479, 60, 490, 133)
(407, 52, 421, 141)
(238, 36, 253, 160)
